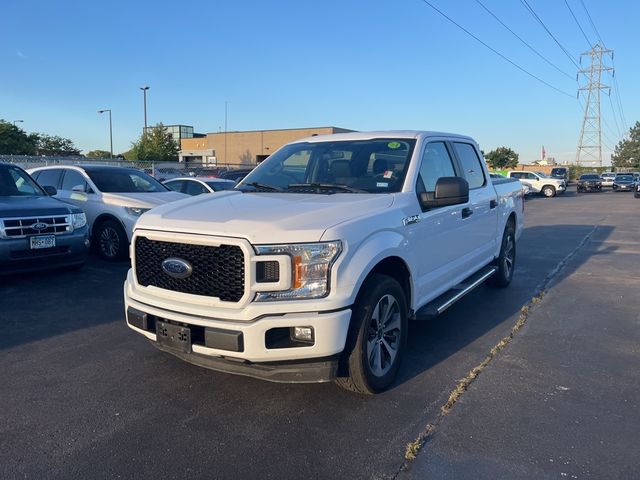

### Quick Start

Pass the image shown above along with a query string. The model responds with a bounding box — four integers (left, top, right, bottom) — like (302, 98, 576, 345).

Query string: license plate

(30, 235, 56, 250)
(156, 320, 191, 353)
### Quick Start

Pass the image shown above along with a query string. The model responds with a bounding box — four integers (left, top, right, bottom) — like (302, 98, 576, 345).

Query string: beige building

(179, 126, 354, 165)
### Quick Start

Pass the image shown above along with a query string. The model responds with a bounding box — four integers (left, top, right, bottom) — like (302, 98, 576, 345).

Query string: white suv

(507, 170, 566, 197)
(29, 165, 188, 260)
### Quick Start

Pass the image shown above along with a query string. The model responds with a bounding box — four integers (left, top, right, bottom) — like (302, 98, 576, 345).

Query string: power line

(607, 92, 622, 138)
(475, 0, 574, 80)
(418, 0, 575, 98)
(563, 0, 592, 47)
(579, 0, 605, 46)
(519, 0, 581, 69)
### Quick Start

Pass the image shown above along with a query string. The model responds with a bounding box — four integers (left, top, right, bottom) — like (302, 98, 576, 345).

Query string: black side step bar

(414, 265, 497, 321)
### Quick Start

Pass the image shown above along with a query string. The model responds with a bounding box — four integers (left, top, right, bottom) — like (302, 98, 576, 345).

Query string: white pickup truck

(124, 131, 524, 394)
(507, 170, 566, 197)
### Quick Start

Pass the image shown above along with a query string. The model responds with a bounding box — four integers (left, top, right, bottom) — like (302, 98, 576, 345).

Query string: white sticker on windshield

(383, 170, 393, 179)
(376, 182, 389, 188)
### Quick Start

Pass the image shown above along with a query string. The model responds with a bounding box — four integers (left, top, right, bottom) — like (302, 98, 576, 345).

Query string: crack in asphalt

(392, 224, 600, 479)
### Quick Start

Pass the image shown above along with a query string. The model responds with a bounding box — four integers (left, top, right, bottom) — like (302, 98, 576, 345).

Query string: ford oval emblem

(161, 257, 193, 279)
(31, 222, 49, 230)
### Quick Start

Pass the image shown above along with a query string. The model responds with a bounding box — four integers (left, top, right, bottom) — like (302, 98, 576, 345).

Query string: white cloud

(17, 51, 26, 58)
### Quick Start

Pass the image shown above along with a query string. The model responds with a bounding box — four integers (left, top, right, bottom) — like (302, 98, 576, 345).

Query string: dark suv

(550, 167, 569, 183)
(0, 163, 90, 274)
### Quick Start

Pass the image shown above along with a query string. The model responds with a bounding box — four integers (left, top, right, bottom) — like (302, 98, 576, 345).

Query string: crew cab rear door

(450, 141, 499, 268)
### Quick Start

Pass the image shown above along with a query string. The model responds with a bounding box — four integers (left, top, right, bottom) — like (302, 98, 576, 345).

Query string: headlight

(254, 241, 342, 301)
(124, 206, 151, 216)
(71, 212, 87, 229)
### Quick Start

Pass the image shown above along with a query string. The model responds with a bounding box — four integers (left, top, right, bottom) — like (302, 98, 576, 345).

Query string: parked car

(506, 170, 566, 197)
(576, 174, 603, 193)
(217, 167, 255, 183)
(0, 163, 89, 274)
(124, 130, 524, 394)
(188, 167, 231, 178)
(612, 173, 636, 192)
(550, 167, 569, 183)
(28, 165, 188, 260)
(491, 173, 531, 195)
(635, 182, 640, 198)
(600, 172, 616, 187)
(145, 167, 185, 182)
(163, 177, 236, 195)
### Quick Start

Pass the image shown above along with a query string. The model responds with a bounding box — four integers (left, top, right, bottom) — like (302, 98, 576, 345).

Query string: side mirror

(71, 185, 85, 193)
(42, 185, 57, 196)
(420, 177, 469, 210)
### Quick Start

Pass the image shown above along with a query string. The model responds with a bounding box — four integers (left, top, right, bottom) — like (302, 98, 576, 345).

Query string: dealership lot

(1, 188, 639, 479)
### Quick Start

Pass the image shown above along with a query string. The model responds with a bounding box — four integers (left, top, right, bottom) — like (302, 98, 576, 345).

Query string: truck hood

(101, 191, 188, 208)
(0, 195, 78, 218)
(136, 191, 395, 244)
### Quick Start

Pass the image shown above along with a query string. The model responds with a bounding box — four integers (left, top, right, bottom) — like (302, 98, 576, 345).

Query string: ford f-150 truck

(124, 131, 524, 394)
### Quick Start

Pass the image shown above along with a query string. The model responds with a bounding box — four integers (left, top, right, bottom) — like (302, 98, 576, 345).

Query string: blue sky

(1, 0, 637, 165)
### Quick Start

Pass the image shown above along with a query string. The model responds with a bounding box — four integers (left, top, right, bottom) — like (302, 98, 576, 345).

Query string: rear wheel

(487, 223, 516, 288)
(542, 185, 556, 197)
(336, 274, 408, 394)
(94, 219, 128, 261)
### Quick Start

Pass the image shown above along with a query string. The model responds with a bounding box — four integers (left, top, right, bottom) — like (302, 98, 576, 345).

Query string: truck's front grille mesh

(134, 237, 245, 302)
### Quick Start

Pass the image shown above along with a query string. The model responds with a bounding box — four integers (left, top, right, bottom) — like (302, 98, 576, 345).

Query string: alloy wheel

(366, 294, 402, 377)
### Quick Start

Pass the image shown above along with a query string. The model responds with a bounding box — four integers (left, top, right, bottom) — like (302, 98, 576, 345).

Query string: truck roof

(295, 130, 477, 144)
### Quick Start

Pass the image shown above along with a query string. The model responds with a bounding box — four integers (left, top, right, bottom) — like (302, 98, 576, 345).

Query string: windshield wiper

(239, 182, 283, 192)
(286, 183, 367, 193)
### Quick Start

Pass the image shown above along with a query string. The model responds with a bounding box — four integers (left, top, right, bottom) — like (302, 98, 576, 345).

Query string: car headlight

(254, 241, 342, 301)
(71, 212, 87, 229)
(124, 206, 151, 216)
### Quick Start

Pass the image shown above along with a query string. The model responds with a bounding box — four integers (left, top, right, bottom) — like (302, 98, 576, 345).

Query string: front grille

(2, 215, 71, 238)
(135, 237, 245, 302)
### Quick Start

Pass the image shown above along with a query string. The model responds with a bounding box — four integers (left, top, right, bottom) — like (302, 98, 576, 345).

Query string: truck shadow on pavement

(395, 223, 615, 389)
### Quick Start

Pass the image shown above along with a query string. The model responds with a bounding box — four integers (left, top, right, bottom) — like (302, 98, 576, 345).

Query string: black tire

(541, 185, 556, 197)
(336, 274, 408, 394)
(487, 223, 516, 288)
(94, 219, 128, 261)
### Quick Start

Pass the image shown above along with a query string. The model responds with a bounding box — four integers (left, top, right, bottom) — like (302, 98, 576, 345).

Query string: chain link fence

(0, 155, 252, 180)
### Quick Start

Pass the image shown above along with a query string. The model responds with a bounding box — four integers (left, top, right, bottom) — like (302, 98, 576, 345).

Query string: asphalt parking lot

(1, 187, 639, 479)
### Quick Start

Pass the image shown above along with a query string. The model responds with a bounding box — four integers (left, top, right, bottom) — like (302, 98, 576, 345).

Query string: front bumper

(0, 226, 90, 274)
(124, 289, 352, 383)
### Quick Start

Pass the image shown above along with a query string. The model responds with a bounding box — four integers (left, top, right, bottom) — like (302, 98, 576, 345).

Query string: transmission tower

(575, 44, 613, 166)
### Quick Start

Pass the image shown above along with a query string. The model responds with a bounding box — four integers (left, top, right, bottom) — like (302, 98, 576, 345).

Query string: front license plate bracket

(156, 321, 191, 353)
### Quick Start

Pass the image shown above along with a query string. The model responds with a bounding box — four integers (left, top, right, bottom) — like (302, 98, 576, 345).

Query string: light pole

(98, 109, 113, 159)
(13, 120, 24, 126)
(140, 86, 149, 133)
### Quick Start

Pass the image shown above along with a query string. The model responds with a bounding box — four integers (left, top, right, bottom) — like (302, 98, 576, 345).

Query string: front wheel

(487, 224, 516, 288)
(542, 185, 556, 197)
(336, 274, 408, 394)
(94, 220, 128, 261)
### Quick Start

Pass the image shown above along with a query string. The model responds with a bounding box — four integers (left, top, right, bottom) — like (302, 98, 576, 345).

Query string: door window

(453, 143, 486, 189)
(184, 181, 208, 195)
(61, 170, 89, 192)
(416, 142, 457, 193)
(36, 169, 63, 188)
(165, 180, 183, 192)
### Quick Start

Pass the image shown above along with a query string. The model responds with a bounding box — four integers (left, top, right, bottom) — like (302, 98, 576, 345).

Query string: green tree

(612, 121, 640, 170)
(35, 134, 81, 156)
(86, 149, 112, 158)
(0, 120, 38, 155)
(485, 146, 519, 170)
(127, 123, 179, 161)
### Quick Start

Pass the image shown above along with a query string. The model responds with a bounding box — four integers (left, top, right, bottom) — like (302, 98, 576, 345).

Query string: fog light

(292, 326, 314, 343)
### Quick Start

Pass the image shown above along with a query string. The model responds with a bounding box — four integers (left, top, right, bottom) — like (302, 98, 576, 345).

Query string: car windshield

(580, 175, 600, 180)
(535, 171, 549, 178)
(0, 165, 45, 197)
(86, 169, 169, 193)
(238, 138, 416, 194)
(616, 175, 634, 181)
(602, 173, 615, 177)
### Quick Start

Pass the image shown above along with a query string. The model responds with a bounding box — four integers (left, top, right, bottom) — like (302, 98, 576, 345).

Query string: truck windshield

(0, 165, 45, 196)
(238, 139, 416, 194)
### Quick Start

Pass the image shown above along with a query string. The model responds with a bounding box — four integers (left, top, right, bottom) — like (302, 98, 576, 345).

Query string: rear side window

(61, 170, 88, 191)
(417, 142, 457, 193)
(165, 180, 184, 192)
(184, 181, 207, 195)
(36, 169, 63, 188)
(453, 143, 486, 189)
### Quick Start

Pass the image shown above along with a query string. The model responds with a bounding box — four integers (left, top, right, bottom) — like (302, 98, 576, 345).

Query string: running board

(414, 266, 497, 320)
